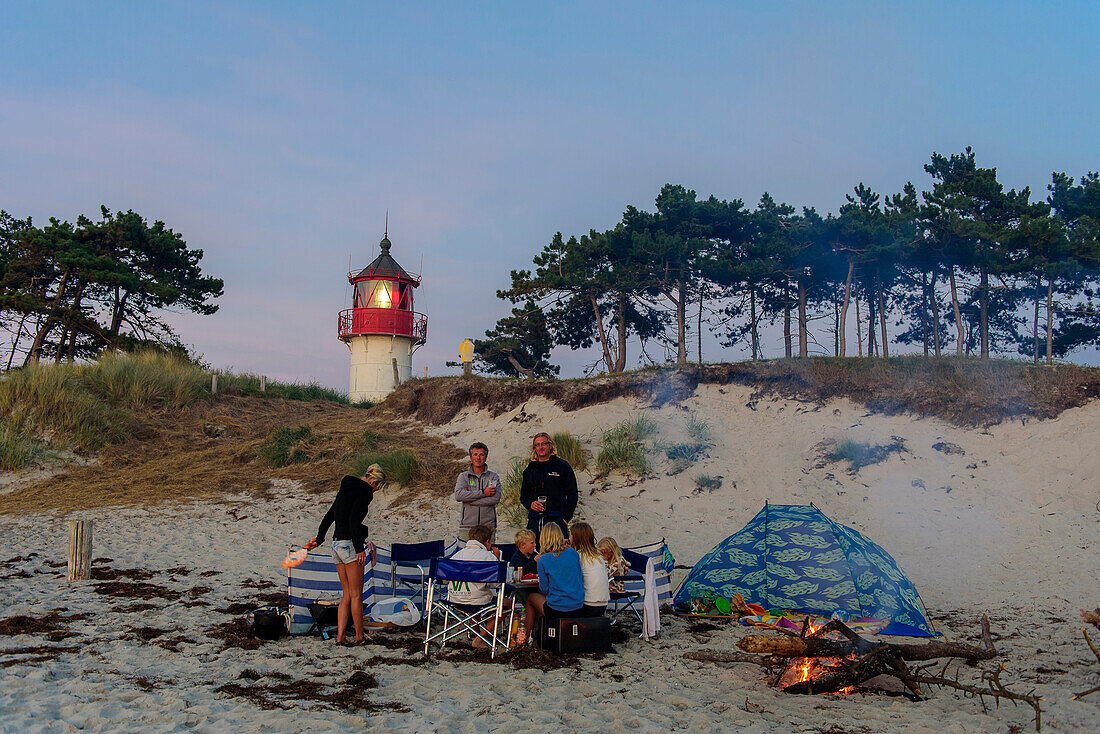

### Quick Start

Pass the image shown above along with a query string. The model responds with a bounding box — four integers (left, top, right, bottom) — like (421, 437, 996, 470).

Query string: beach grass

(0, 422, 51, 471)
(596, 419, 649, 477)
(255, 425, 313, 467)
(824, 436, 907, 472)
(349, 449, 420, 485)
(693, 474, 722, 492)
(498, 455, 529, 529)
(550, 431, 587, 471)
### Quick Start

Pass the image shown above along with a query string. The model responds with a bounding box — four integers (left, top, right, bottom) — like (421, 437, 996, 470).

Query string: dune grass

(550, 431, 587, 471)
(0, 423, 51, 471)
(349, 449, 420, 486)
(824, 435, 907, 472)
(255, 425, 314, 467)
(497, 455, 529, 529)
(596, 415, 653, 477)
(693, 474, 722, 492)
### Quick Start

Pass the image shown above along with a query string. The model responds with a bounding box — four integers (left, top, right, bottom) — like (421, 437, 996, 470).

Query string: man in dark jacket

(454, 442, 502, 543)
(520, 432, 578, 541)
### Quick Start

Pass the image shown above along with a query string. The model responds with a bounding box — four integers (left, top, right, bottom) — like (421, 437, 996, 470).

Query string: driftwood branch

(898, 663, 1042, 732)
(1073, 627, 1100, 700)
(737, 614, 996, 663)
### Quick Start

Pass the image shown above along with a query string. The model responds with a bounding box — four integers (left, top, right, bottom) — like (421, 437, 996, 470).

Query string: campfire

(685, 614, 1044, 731)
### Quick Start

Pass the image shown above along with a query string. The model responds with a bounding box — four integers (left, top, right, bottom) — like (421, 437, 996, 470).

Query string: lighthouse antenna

(385, 209, 388, 239)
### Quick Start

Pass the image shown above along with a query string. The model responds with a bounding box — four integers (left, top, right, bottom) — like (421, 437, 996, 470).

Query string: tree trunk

(979, 269, 989, 359)
(921, 272, 930, 357)
(613, 297, 628, 373)
(589, 293, 615, 373)
(676, 282, 688, 365)
(783, 280, 792, 358)
(930, 269, 941, 357)
(1046, 275, 1054, 364)
(855, 288, 863, 357)
(949, 265, 964, 356)
(833, 295, 839, 357)
(750, 289, 759, 360)
(839, 262, 853, 357)
(878, 276, 889, 358)
(867, 280, 876, 357)
(697, 288, 703, 364)
(1033, 276, 1042, 363)
(24, 268, 72, 366)
(6, 312, 30, 370)
(797, 276, 808, 358)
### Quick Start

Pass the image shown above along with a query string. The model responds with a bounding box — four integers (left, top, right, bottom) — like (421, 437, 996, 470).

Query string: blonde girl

(570, 522, 608, 616)
(598, 536, 631, 594)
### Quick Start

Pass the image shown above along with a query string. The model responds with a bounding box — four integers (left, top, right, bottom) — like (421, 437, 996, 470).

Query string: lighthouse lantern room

(338, 232, 427, 403)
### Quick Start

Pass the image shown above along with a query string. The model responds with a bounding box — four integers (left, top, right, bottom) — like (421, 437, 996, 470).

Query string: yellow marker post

(459, 339, 474, 376)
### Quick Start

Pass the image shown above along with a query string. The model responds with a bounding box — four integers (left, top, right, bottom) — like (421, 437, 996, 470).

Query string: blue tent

(674, 503, 935, 636)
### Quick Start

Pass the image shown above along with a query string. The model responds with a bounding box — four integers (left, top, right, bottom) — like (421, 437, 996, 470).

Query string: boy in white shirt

(446, 525, 502, 646)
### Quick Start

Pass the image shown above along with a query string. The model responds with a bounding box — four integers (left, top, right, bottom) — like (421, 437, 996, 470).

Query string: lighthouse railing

(338, 308, 427, 343)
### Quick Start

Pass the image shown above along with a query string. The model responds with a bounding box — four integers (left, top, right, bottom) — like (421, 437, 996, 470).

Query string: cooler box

(542, 616, 612, 653)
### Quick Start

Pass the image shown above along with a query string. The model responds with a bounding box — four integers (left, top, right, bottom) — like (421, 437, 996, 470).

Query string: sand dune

(2, 387, 1098, 732)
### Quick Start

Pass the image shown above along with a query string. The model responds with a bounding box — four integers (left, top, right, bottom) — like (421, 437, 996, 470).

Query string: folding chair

(391, 540, 445, 610)
(608, 548, 647, 628)
(494, 543, 517, 565)
(423, 558, 514, 659)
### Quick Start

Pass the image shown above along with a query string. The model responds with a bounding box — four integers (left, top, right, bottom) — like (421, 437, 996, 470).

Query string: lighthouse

(338, 231, 427, 403)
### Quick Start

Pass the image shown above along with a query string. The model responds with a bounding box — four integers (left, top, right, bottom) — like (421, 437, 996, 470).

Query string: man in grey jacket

(454, 442, 502, 543)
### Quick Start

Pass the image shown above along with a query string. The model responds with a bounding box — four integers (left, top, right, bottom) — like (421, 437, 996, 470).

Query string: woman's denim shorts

(330, 539, 358, 564)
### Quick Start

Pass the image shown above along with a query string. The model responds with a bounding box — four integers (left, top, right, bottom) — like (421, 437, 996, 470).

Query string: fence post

(392, 358, 400, 386)
(260, 375, 266, 393)
(67, 520, 92, 581)
(211, 373, 218, 394)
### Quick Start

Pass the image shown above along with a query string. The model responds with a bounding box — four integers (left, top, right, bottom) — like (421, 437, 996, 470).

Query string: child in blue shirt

(516, 523, 584, 644)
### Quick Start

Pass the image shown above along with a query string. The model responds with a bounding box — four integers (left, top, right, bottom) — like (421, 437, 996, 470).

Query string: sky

(2, 2, 1098, 390)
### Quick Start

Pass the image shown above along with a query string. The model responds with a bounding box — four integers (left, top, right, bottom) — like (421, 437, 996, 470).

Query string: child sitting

(447, 524, 501, 648)
(516, 523, 584, 644)
(598, 536, 631, 594)
(570, 522, 608, 617)
(509, 529, 538, 578)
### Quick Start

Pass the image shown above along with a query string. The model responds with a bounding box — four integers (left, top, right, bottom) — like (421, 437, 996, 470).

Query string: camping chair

(494, 543, 517, 565)
(423, 558, 514, 659)
(608, 548, 647, 629)
(391, 540, 445, 610)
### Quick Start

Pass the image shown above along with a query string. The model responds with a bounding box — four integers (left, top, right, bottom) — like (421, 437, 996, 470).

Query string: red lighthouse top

(338, 233, 427, 344)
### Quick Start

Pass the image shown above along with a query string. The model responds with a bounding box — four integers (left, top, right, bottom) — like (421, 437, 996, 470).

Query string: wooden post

(392, 358, 400, 386)
(67, 520, 92, 581)
(260, 375, 266, 393)
(211, 373, 218, 394)
(463, 361, 472, 377)
(423, 366, 427, 378)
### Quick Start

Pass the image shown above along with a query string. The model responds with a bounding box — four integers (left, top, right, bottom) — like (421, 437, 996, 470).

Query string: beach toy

(282, 547, 310, 569)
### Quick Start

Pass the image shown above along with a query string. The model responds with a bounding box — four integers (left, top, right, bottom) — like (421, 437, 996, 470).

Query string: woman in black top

(304, 464, 385, 645)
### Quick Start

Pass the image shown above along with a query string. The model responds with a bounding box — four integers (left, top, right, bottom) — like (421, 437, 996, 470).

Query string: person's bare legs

(525, 592, 546, 634)
(335, 561, 353, 643)
(348, 558, 365, 642)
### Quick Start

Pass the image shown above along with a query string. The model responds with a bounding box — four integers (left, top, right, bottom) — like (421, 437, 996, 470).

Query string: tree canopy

(0, 206, 223, 367)
(480, 149, 1100, 375)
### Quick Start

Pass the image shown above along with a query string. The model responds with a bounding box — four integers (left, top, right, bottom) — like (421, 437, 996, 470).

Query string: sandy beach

(2, 386, 1099, 732)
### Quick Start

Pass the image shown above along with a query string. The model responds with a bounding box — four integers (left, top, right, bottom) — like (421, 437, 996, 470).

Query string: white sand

(2, 386, 1099, 732)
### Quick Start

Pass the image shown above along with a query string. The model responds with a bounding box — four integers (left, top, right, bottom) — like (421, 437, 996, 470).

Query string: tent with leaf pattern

(673, 503, 935, 636)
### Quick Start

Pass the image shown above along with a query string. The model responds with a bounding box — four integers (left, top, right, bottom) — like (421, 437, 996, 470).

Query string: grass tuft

(255, 425, 313, 467)
(349, 450, 419, 486)
(497, 456, 529, 529)
(823, 435, 907, 472)
(693, 474, 722, 492)
(550, 431, 587, 471)
(596, 418, 650, 477)
(0, 423, 51, 471)
(683, 412, 712, 444)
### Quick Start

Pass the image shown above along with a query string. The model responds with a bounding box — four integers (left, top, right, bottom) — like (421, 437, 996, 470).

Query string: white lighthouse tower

(337, 231, 427, 403)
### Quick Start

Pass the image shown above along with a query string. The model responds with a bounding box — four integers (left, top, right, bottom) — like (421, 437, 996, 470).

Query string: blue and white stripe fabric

(288, 541, 458, 634)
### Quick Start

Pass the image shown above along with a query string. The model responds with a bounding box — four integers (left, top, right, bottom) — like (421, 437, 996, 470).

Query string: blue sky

(2, 2, 1098, 388)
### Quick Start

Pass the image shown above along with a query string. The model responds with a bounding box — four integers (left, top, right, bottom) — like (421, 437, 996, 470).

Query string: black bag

(248, 607, 288, 640)
(543, 616, 612, 653)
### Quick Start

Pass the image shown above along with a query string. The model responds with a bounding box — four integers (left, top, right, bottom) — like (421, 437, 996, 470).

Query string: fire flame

(795, 658, 814, 683)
